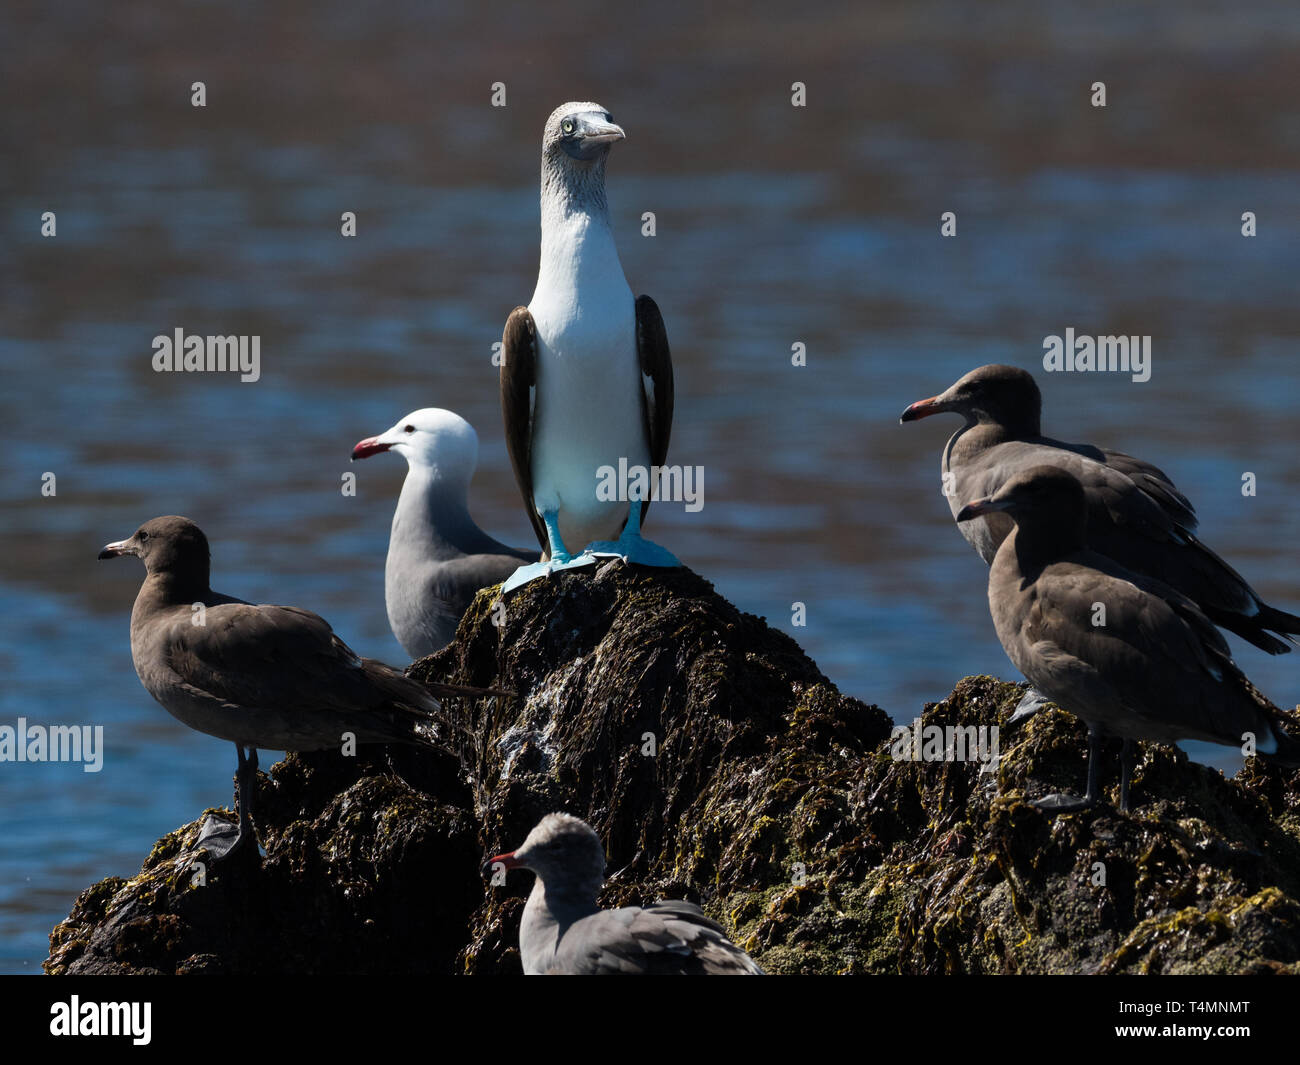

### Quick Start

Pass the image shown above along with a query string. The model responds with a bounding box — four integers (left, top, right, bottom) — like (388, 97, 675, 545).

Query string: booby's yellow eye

(561, 119, 575, 134)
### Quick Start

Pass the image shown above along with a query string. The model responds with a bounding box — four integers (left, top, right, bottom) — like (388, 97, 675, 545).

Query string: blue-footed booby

(902, 364, 1300, 655)
(500, 102, 679, 593)
(351, 408, 537, 658)
(958, 467, 1300, 814)
(485, 813, 764, 974)
(98, 516, 482, 861)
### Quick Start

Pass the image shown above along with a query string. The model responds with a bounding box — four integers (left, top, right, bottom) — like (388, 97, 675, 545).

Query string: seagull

(351, 408, 537, 658)
(958, 466, 1300, 813)
(99, 515, 471, 860)
(499, 102, 679, 593)
(485, 813, 764, 974)
(902, 363, 1300, 655)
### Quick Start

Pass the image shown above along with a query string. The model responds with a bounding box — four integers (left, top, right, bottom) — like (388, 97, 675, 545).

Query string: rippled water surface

(2, 1, 1299, 971)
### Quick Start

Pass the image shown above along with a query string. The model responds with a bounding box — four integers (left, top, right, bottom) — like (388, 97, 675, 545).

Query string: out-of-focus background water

(2, 1, 1298, 972)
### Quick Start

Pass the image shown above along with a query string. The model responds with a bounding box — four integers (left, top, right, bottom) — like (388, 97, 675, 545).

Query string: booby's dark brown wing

(635, 294, 673, 526)
(500, 306, 547, 553)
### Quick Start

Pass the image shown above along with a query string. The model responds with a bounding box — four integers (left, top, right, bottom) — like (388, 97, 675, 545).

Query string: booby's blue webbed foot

(502, 553, 599, 593)
(502, 509, 599, 593)
(585, 497, 680, 569)
(586, 534, 680, 568)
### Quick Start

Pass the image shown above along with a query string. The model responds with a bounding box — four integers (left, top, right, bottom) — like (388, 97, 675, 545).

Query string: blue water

(3, 0, 1299, 972)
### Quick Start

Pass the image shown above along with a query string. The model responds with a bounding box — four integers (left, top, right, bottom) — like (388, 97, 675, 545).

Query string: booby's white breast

(527, 210, 648, 551)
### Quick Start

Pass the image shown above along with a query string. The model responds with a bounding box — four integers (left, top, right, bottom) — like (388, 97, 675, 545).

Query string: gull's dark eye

(138, 529, 150, 543)
(561, 118, 575, 135)
(403, 424, 415, 434)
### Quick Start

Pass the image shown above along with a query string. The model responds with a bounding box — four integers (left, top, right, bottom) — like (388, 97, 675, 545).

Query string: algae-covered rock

(45, 750, 482, 975)
(827, 675, 1300, 975)
(44, 562, 1300, 974)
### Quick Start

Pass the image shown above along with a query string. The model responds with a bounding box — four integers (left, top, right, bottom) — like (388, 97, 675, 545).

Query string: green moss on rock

(45, 563, 1300, 974)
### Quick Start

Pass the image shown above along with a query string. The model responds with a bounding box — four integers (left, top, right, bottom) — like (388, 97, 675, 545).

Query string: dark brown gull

(902, 363, 1300, 655)
(958, 466, 1300, 813)
(100, 515, 457, 860)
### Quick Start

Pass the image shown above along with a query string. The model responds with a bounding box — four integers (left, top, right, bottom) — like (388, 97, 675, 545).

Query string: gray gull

(486, 813, 763, 974)
(351, 408, 537, 658)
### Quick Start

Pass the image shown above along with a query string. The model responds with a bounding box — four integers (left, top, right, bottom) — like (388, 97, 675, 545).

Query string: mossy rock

(45, 562, 1300, 974)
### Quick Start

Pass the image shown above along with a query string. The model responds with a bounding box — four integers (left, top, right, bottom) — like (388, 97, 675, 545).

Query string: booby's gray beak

(956, 497, 1012, 522)
(578, 115, 625, 145)
(98, 538, 134, 560)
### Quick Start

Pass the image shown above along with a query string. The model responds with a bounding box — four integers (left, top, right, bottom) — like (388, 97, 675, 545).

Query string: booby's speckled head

(98, 515, 212, 582)
(484, 812, 607, 897)
(351, 408, 479, 483)
(540, 102, 624, 218)
(900, 364, 1042, 435)
(544, 101, 624, 163)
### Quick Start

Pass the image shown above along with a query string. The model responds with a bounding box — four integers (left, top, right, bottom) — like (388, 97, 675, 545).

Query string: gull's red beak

(350, 436, 392, 461)
(899, 395, 945, 423)
(483, 850, 522, 876)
